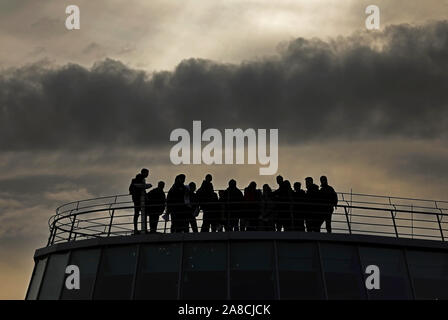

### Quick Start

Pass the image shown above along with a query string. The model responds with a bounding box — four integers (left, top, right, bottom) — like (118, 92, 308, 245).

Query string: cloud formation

(1, 21, 447, 151)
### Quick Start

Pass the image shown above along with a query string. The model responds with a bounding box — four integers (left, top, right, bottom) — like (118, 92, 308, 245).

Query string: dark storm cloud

(1, 21, 447, 151)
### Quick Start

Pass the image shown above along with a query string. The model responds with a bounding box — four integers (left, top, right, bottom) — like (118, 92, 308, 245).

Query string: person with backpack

(129, 168, 152, 234)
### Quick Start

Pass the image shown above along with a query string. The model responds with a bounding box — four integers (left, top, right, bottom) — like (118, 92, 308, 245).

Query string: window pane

(277, 242, 324, 299)
(321, 244, 365, 300)
(407, 250, 448, 300)
(39, 252, 70, 300)
(135, 243, 181, 300)
(230, 241, 276, 299)
(94, 245, 138, 300)
(359, 247, 412, 299)
(182, 242, 227, 299)
(61, 249, 101, 300)
(26, 257, 47, 300)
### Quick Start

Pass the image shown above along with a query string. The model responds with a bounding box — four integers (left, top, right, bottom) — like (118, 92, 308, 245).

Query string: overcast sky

(0, 0, 447, 299)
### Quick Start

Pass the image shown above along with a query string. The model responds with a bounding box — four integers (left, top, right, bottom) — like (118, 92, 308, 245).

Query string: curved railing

(46, 191, 448, 246)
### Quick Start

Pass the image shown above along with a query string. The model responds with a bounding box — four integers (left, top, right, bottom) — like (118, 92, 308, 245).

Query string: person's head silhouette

(276, 175, 283, 186)
(189, 182, 196, 192)
(158, 181, 165, 190)
(294, 182, 301, 192)
(305, 177, 314, 189)
(229, 179, 237, 188)
(249, 181, 257, 190)
(205, 174, 212, 183)
(263, 184, 272, 193)
(178, 174, 186, 184)
(141, 168, 149, 178)
(320, 176, 328, 186)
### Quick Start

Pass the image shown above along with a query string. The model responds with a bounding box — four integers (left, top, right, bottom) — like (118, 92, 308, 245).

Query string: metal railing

(46, 191, 448, 246)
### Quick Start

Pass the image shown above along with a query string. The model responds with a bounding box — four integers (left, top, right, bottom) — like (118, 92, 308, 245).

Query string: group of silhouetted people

(129, 169, 338, 234)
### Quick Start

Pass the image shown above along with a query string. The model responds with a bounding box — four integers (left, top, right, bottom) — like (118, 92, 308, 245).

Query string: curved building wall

(26, 233, 448, 300)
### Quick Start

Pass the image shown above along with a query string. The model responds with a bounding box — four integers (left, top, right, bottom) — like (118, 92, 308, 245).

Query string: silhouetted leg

(325, 211, 332, 233)
(201, 212, 210, 232)
(325, 218, 331, 233)
(190, 216, 198, 233)
(171, 213, 178, 233)
(149, 214, 158, 232)
(305, 219, 313, 232)
(133, 203, 140, 233)
(140, 197, 147, 233)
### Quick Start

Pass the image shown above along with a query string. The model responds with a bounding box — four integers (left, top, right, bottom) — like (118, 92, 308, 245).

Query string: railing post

(436, 212, 444, 241)
(50, 222, 57, 244)
(390, 210, 398, 238)
(68, 214, 77, 241)
(344, 206, 352, 234)
(107, 209, 115, 237)
(163, 210, 168, 233)
(47, 222, 55, 246)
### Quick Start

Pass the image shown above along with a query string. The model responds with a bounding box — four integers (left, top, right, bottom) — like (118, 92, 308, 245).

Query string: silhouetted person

(292, 182, 306, 232)
(319, 176, 338, 233)
(278, 180, 294, 231)
(222, 179, 244, 231)
(272, 175, 284, 231)
(129, 168, 152, 234)
(198, 174, 218, 232)
(167, 174, 187, 233)
(305, 177, 322, 232)
(243, 182, 262, 231)
(260, 184, 275, 231)
(217, 190, 226, 232)
(147, 181, 166, 233)
(185, 182, 199, 233)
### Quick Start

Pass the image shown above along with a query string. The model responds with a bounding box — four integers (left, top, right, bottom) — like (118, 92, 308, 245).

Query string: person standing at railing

(260, 184, 275, 231)
(147, 181, 166, 233)
(167, 174, 188, 233)
(185, 182, 199, 232)
(272, 175, 284, 231)
(319, 176, 338, 233)
(222, 179, 244, 231)
(293, 182, 306, 232)
(278, 180, 294, 231)
(305, 177, 322, 232)
(129, 168, 152, 234)
(198, 174, 218, 232)
(217, 190, 227, 232)
(243, 181, 263, 231)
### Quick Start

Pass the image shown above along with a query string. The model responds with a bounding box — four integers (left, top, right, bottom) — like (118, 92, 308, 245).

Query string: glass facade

(407, 250, 448, 300)
(230, 241, 276, 300)
(61, 248, 101, 300)
(93, 245, 138, 300)
(277, 242, 324, 299)
(135, 243, 181, 300)
(39, 252, 70, 300)
(26, 257, 47, 300)
(182, 242, 227, 299)
(358, 246, 413, 299)
(28, 240, 448, 300)
(321, 243, 366, 300)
